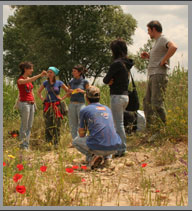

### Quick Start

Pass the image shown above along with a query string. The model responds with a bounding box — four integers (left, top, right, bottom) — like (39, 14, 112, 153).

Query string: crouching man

(73, 86, 122, 169)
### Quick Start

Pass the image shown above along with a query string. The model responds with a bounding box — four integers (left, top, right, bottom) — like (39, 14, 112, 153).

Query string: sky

(3, 4, 188, 82)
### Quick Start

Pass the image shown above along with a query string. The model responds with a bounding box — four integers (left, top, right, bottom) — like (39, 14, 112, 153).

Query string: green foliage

(3, 77, 19, 121)
(130, 39, 153, 73)
(3, 5, 137, 84)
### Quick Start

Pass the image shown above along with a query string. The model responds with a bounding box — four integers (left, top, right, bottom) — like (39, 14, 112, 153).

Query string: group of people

(15, 20, 177, 169)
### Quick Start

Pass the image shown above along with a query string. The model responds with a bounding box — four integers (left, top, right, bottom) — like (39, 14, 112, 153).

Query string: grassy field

(3, 65, 188, 206)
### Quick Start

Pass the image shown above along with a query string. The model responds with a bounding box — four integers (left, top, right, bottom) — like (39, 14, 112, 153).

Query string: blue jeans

(18, 102, 35, 149)
(110, 95, 128, 154)
(68, 102, 85, 140)
(73, 136, 116, 162)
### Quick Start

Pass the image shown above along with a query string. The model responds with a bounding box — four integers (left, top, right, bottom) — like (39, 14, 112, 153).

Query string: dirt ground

(39, 139, 188, 206)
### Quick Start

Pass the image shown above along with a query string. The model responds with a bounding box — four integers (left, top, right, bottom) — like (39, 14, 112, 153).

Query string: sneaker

(113, 151, 126, 158)
(102, 158, 112, 167)
(89, 155, 103, 169)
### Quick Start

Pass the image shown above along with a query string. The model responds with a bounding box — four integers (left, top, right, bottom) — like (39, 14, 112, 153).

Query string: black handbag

(126, 73, 140, 111)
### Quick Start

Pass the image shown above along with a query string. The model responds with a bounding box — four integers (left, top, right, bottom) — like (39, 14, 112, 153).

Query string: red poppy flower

(72, 165, 79, 170)
(17, 164, 24, 171)
(155, 190, 160, 193)
(81, 178, 86, 182)
(13, 173, 23, 182)
(16, 185, 26, 194)
(141, 163, 147, 168)
(81, 165, 87, 170)
(65, 168, 74, 173)
(40, 166, 47, 172)
(12, 133, 18, 138)
(3, 162, 6, 167)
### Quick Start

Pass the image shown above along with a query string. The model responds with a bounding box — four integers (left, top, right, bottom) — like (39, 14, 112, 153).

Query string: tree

(130, 39, 154, 74)
(3, 5, 137, 84)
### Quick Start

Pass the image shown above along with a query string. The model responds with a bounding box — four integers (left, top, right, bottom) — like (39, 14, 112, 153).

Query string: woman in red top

(17, 61, 47, 150)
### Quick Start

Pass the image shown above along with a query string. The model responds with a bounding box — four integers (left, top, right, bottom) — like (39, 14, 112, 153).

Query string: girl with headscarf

(37, 66, 69, 146)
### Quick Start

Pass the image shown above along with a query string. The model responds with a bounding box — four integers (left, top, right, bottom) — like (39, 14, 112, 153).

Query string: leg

(151, 74, 168, 126)
(110, 95, 128, 155)
(53, 116, 61, 145)
(76, 103, 86, 137)
(73, 136, 93, 162)
(143, 77, 154, 130)
(44, 107, 54, 143)
(68, 103, 79, 140)
(18, 102, 31, 149)
(26, 104, 35, 144)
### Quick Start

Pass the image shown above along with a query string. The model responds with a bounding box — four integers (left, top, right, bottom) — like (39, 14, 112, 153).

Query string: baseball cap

(48, 66, 60, 75)
(86, 86, 100, 99)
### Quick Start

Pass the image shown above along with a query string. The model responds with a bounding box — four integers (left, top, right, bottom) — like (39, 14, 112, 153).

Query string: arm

(37, 84, 45, 102)
(103, 62, 119, 85)
(18, 70, 47, 85)
(76, 82, 90, 94)
(60, 83, 70, 100)
(61, 83, 69, 92)
(160, 41, 178, 66)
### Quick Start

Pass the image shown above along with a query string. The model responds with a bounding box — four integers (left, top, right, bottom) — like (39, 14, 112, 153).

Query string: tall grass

(3, 65, 188, 206)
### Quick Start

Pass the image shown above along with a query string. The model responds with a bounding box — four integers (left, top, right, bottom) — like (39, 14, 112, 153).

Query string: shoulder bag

(121, 61, 140, 111)
(47, 82, 68, 116)
(127, 72, 140, 111)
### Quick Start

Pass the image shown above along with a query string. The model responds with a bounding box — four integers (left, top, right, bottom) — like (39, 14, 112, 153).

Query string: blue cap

(48, 66, 60, 75)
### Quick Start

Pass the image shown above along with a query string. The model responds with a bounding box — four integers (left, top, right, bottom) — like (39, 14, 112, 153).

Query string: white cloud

(3, 5, 15, 25)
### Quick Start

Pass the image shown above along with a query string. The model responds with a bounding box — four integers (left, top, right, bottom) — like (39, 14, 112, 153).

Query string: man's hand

(160, 60, 168, 66)
(41, 70, 47, 77)
(141, 52, 150, 59)
(108, 78, 114, 86)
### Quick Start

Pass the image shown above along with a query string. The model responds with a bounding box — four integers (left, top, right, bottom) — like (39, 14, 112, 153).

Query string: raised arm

(18, 70, 47, 85)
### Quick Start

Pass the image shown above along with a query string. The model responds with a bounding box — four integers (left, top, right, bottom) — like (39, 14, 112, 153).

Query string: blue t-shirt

(43, 80, 64, 102)
(69, 76, 89, 103)
(79, 103, 122, 151)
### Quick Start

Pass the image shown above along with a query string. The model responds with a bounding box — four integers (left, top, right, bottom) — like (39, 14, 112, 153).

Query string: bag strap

(120, 61, 136, 89)
(130, 72, 136, 89)
(47, 81, 59, 100)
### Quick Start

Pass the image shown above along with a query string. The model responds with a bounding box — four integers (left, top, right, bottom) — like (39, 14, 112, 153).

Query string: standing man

(73, 86, 122, 169)
(141, 20, 177, 137)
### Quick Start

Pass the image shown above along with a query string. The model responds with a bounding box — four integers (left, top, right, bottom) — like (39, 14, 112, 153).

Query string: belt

(21, 101, 34, 104)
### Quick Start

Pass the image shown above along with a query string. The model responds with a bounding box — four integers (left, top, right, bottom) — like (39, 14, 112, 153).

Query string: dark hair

(110, 38, 128, 60)
(147, 20, 162, 33)
(73, 64, 87, 79)
(87, 97, 100, 103)
(19, 61, 33, 77)
(48, 76, 56, 84)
